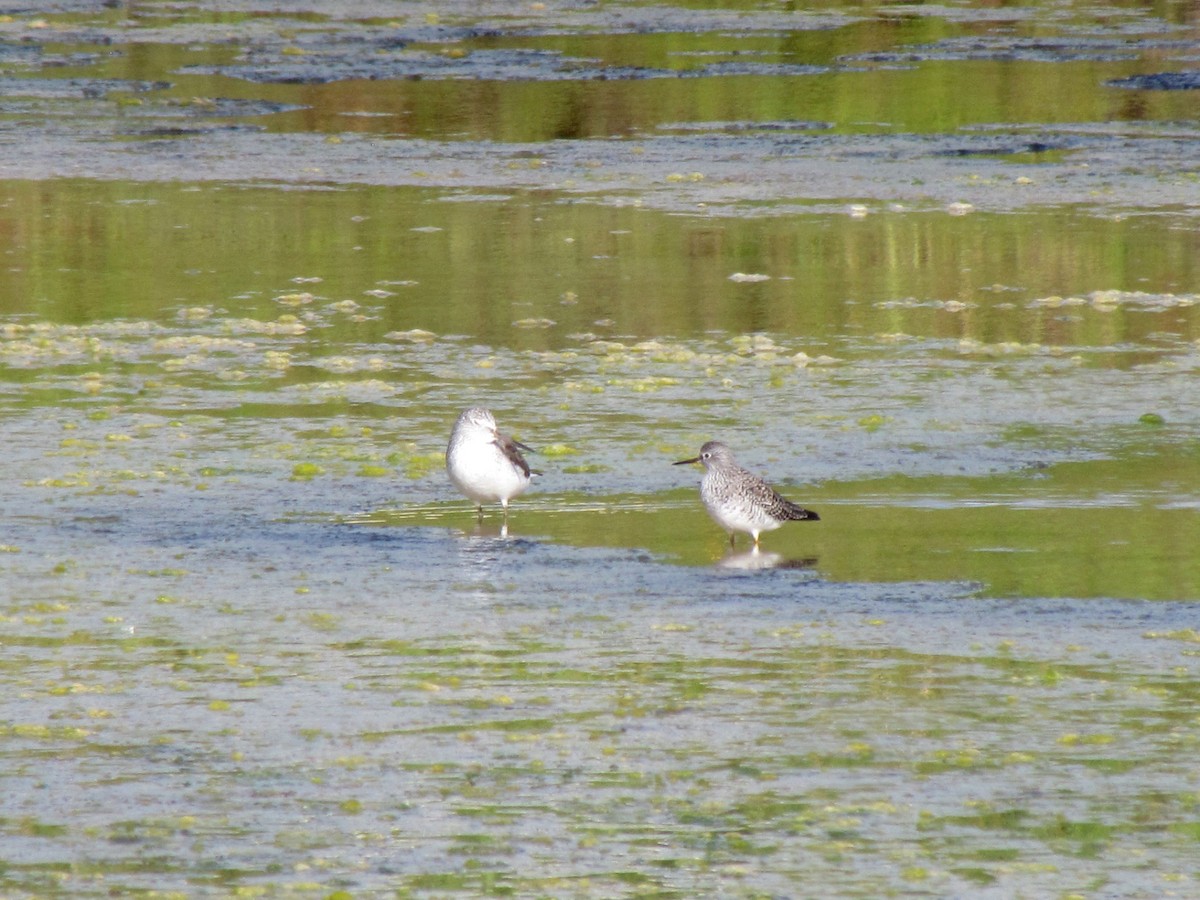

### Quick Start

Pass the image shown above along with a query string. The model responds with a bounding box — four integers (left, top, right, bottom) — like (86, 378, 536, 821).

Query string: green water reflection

(1, 180, 1196, 351)
(496, 446, 1200, 600)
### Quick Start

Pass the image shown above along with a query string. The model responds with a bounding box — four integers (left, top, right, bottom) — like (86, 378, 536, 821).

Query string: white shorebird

(674, 440, 819, 547)
(446, 407, 534, 519)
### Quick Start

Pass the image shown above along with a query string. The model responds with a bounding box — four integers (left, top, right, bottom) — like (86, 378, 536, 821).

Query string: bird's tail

(783, 503, 819, 522)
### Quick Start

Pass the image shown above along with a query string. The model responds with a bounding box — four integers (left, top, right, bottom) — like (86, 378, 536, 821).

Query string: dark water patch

(1108, 71, 1200, 91)
(846, 36, 1165, 64)
(182, 48, 611, 86)
(0, 43, 44, 66)
(117, 123, 267, 140)
(0, 123, 1195, 215)
(187, 48, 835, 86)
(0, 76, 169, 99)
(131, 97, 307, 119)
(659, 118, 835, 133)
(932, 139, 1074, 158)
(683, 62, 830, 78)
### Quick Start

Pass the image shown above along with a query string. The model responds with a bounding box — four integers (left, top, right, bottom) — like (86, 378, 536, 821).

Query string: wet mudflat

(1, 1, 1199, 897)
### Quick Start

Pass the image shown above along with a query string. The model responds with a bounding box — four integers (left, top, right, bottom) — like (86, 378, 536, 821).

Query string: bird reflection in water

(717, 547, 819, 571)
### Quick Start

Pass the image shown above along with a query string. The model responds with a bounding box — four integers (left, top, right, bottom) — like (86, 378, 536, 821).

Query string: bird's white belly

(447, 440, 529, 503)
(701, 483, 782, 536)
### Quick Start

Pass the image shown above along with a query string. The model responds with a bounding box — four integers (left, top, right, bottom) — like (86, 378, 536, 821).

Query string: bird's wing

(747, 476, 819, 521)
(495, 433, 532, 478)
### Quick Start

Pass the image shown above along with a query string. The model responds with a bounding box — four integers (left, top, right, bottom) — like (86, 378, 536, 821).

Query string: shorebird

(446, 407, 533, 519)
(674, 440, 819, 547)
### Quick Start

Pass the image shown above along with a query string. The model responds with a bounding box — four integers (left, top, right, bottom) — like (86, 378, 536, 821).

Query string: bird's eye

(701, 452, 710, 460)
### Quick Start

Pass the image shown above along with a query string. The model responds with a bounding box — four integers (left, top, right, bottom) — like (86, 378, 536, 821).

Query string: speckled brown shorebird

(674, 440, 818, 546)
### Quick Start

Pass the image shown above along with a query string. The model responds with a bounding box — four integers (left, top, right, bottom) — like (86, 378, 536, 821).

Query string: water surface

(1, 1, 1199, 897)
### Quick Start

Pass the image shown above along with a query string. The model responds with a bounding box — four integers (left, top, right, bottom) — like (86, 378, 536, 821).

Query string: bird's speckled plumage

(675, 440, 818, 546)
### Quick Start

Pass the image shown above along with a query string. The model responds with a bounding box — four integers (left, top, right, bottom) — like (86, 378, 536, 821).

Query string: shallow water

(1, 1, 1199, 897)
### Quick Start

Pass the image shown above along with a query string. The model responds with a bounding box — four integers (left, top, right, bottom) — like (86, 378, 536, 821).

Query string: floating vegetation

(385, 329, 437, 342)
(273, 292, 315, 307)
(1029, 291, 1198, 310)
